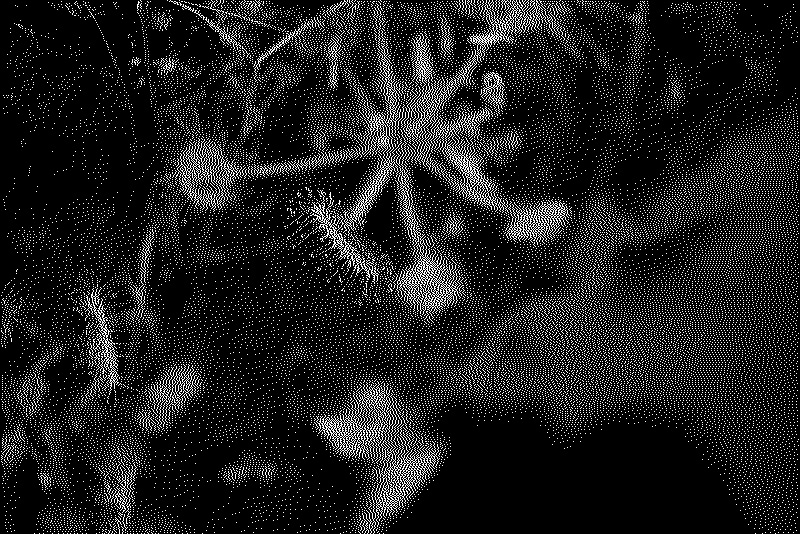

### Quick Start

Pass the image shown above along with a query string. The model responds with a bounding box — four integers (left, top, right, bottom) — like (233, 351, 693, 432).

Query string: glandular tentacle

(411, 32, 433, 84)
(439, 144, 502, 211)
(370, 1, 398, 116)
(394, 163, 426, 259)
(287, 188, 393, 304)
(346, 157, 395, 222)
(247, 147, 370, 179)
(341, 57, 381, 125)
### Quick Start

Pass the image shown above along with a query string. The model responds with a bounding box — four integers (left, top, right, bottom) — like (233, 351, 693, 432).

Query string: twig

(254, 0, 356, 74)
(167, 0, 286, 32)
(164, 0, 254, 62)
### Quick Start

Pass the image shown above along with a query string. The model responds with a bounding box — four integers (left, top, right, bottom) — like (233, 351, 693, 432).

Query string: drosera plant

(294, 0, 567, 245)
(287, 0, 651, 319)
(1, 266, 150, 534)
(72, 281, 135, 409)
(136, 0, 631, 321)
(143, 1, 649, 313)
(10, 2, 792, 532)
(260, 1, 585, 317)
(121, 4, 632, 523)
(4, 2, 657, 532)
(3, 269, 145, 418)
(276, 0, 657, 319)
(287, 187, 395, 305)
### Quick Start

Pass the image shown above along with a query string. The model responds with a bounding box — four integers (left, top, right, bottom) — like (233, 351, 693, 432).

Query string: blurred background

(3, 2, 796, 533)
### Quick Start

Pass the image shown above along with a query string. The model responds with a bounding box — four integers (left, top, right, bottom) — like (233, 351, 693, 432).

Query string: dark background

(4, 2, 794, 532)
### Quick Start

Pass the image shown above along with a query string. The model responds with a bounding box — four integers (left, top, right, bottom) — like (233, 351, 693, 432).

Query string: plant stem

(345, 157, 394, 222)
(243, 147, 371, 179)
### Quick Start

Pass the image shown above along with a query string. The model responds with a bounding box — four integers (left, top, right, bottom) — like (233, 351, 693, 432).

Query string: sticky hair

(287, 188, 393, 303)
(74, 282, 139, 403)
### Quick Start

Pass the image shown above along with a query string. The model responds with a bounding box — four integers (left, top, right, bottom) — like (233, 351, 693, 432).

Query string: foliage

(3, 2, 794, 532)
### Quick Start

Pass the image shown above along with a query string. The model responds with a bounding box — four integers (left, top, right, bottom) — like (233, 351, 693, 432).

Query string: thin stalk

(342, 61, 380, 119)
(434, 146, 504, 212)
(255, 0, 356, 73)
(371, 0, 398, 116)
(345, 157, 394, 222)
(429, 41, 490, 112)
(165, 0, 254, 62)
(411, 32, 433, 84)
(438, 15, 454, 63)
(243, 147, 370, 179)
(395, 163, 426, 259)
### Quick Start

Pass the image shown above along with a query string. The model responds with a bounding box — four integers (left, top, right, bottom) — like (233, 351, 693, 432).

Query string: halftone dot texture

(4, 2, 796, 534)
(459, 104, 798, 533)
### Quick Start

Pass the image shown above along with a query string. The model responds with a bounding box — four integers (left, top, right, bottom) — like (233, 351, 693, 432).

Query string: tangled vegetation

(4, 2, 793, 533)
